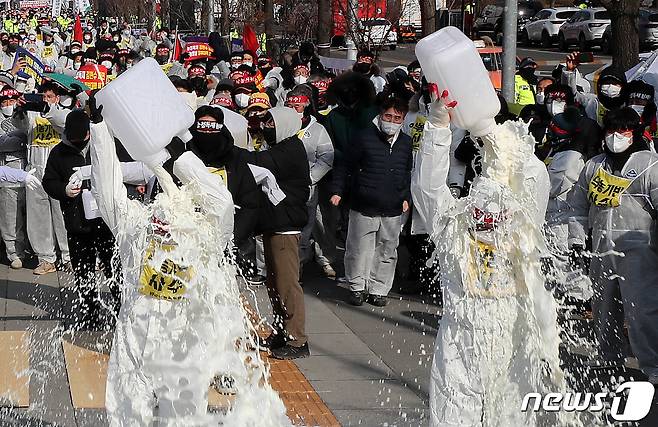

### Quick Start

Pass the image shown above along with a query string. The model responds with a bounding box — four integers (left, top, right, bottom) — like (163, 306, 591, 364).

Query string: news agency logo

(521, 381, 655, 421)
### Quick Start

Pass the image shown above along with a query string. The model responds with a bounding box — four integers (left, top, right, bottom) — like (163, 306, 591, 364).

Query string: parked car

(601, 9, 658, 54)
(361, 18, 398, 50)
(558, 8, 610, 51)
(475, 39, 503, 90)
(521, 7, 580, 47)
(474, 1, 542, 44)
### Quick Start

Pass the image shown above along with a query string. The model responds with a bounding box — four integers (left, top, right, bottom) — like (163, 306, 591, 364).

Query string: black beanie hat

(65, 109, 90, 142)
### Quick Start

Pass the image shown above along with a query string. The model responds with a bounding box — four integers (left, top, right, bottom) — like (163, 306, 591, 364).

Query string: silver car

(558, 8, 611, 51)
(602, 9, 658, 53)
(522, 7, 580, 47)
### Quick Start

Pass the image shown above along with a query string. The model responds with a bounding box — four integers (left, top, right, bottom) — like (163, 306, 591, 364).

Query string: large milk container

(415, 27, 500, 137)
(96, 57, 194, 166)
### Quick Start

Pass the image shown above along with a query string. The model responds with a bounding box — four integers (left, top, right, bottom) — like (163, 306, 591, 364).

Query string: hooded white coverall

(12, 105, 70, 264)
(567, 151, 658, 384)
(91, 121, 288, 426)
(412, 119, 565, 427)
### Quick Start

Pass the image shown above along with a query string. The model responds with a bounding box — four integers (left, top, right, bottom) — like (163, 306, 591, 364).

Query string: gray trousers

(0, 186, 26, 261)
(591, 248, 658, 383)
(26, 183, 69, 264)
(344, 210, 402, 296)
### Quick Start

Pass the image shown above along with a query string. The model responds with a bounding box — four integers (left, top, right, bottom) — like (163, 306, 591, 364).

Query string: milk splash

(102, 164, 291, 426)
(427, 120, 583, 426)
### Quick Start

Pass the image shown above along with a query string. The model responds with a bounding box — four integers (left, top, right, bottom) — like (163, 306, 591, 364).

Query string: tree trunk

(201, 0, 210, 32)
(317, 0, 332, 56)
(419, 0, 436, 36)
(600, 0, 640, 73)
(264, 0, 274, 52)
(220, 0, 230, 35)
(161, 0, 170, 29)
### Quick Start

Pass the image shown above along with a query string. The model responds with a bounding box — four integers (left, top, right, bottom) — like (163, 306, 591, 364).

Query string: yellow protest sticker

(41, 45, 55, 60)
(465, 239, 516, 297)
(410, 115, 427, 152)
(32, 117, 60, 147)
(138, 240, 194, 301)
(587, 167, 632, 208)
(207, 167, 228, 186)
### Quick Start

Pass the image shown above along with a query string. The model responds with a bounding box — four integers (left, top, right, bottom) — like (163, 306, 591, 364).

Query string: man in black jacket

(331, 97, 413, 307)
(42, 109, 121, 328)
(245, 106, 310, 360)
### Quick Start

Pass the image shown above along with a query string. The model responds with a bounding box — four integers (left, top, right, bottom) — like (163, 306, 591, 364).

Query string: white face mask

(297, 111, 304, 119)
(1, 104, 14, 117)
(629, 104, 645, 117)
(73, 62, 81, 70)
(101, 60, 113, 69)
(231, 62, 241, 70)
(70, 48, 80, 55)
(235, 93, 251, 108)
(379, 119, 402, 136)
(605, 132, 633, 153)
(59, 95, 74, 108)
(601, 84, 622, 98)
(535, 92, 545, 105)
(126, 63, 133, 69)
(294, 75, 308, 85)
(243, 61, 253, 68)
(547, 100, 566, 116)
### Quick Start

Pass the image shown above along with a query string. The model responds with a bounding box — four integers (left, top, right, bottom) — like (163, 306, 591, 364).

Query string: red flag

(172, 27, 182, 62)
(73, 15, 83, 44)
(242, 25, 260, 59)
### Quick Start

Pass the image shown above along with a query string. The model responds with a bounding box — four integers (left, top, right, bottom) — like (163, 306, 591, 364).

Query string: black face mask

(71, 137, 90, 150)
(7, 43, 17, 53)
(1, 39, 8, 46)
(155, 55, 169, 65)
(262, 127, 277, 145)
(353, 62, 372, 75)
(191, 129, 233, 160)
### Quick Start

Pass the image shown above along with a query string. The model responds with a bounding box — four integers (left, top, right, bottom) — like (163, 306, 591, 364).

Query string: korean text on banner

(184, 42, 214, 61)
(12, 48, 45, 85)
(75, 64, 108, 90)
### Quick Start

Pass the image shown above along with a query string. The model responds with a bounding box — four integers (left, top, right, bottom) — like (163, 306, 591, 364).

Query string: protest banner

(75, 64, 108, 91)
(184, 42, 214, 61)
(12, 48, 45, 85)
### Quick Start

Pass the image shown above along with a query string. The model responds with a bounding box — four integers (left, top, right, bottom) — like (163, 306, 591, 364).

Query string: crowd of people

(0, 8, 656, 424)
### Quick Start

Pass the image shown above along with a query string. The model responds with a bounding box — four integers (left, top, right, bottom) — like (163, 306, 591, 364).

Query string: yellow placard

(32, 116, 60, 147)
(138, 240, 193, 301)
(587, 167, 632, 208)
(410, 115, 427, 152)
(465, 238, 516, 297)
(207, 166, 228, 185)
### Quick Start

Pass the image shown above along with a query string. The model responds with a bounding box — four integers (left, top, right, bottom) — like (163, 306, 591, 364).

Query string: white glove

(427, 88, 456, 128)
(71, 165, 91, 182)
(66, 176, 82, 198)
(24, 169, 40, 191)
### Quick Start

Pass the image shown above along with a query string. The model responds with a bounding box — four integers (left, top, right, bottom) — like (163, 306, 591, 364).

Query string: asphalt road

(331, 42, 611, 76)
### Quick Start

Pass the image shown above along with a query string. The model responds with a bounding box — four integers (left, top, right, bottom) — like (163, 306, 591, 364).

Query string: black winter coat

(332, 123, 413, 217)
(42, 142, 106, 235)
(245, 136, 310, 233)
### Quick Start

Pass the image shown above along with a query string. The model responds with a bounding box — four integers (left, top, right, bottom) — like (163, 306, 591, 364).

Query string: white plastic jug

(96, 57, 194, 166)
(415, 27, 500, 137)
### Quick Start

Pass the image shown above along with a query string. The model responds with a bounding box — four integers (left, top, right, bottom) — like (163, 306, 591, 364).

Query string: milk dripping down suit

(89, 119, 249, 426)
(411, 100, 565, 427)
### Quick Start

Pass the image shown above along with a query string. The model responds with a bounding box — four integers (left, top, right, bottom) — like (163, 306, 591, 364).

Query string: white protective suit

(412, 116, 567, 427)
(545, 149, 592, 301)
(13, 105, 70, 264)
(91, 121, 289, 426)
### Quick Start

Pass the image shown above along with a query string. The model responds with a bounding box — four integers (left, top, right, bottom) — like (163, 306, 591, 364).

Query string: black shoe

(245, 273, 266, 285)
(367, 295, 388, 307)
(258, 332, 287, 350)
(271, 343, 310, 360)
(349, 291, 365, 306)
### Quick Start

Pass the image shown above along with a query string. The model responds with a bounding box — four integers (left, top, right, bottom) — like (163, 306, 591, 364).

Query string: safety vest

(155, 16, 162, 31)
(4, 19, 15, 34)
(259, 33, 267, 52)
(230, 29, 239, 42)
(29, 17, 37, 30)
(514, 75, 535, 106)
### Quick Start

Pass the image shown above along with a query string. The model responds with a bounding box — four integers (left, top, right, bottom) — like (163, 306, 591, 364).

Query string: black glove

(88, 95, 103, 124)
(70, 83, 84, 96)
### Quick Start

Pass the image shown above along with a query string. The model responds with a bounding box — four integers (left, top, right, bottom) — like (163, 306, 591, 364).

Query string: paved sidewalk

(0, 261, 436, 426)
